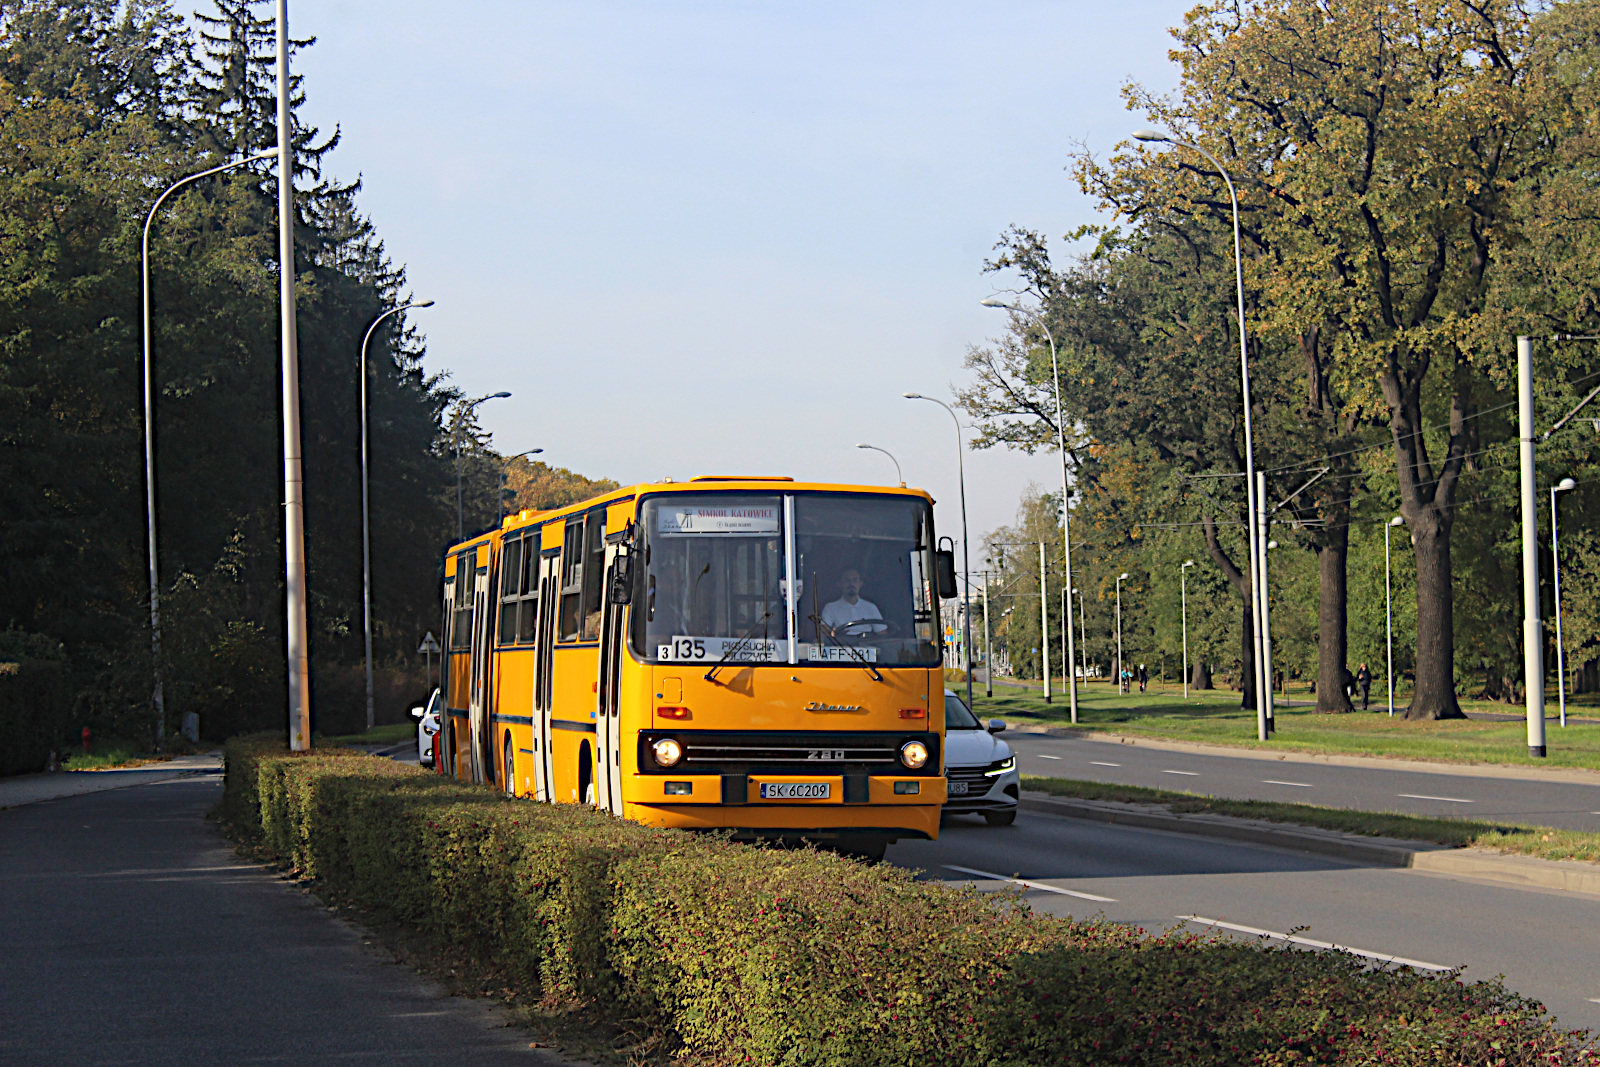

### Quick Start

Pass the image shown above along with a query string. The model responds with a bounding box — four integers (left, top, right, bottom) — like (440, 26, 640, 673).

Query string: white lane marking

(1036, 754, 1062, 760)
(1179, 916, 1452, 972)
(1089, 761, 1122, 767)
(1590, 998, 1600, 1004)
(1162, 769, 1201, 776)
(1262, 780, 1312, 788)
(943, 864, 1117, 902)
(1398, 794, 1474, 803)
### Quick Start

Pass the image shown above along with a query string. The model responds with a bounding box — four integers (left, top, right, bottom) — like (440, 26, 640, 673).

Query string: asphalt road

(1003, 730, 1600, 830)
(0, 774, 555, 1066)
(893, 808, 1600, 1034)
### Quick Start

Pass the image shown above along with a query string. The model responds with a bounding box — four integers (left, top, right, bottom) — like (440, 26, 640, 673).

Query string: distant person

(1138, 664, 1148, 692)
(1356, 662, 1373, 710)
(821, 567, 888, 635)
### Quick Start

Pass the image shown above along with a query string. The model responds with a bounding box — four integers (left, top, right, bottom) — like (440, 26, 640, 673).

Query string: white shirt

(822, 596, 883, 631)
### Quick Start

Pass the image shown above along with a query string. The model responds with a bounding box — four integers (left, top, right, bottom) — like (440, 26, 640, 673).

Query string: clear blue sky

(278, 0, 1190, 547)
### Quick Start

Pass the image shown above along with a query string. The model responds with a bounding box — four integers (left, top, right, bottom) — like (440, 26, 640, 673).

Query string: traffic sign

(418, 632, 441, 654)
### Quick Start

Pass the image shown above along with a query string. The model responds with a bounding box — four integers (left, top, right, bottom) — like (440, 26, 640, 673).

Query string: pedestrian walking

(1356, 662, 1373, 711)
(1137, 664, 1148, 692)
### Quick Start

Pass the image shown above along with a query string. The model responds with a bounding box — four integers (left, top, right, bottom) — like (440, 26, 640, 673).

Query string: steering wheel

(837, 620, 890, 637)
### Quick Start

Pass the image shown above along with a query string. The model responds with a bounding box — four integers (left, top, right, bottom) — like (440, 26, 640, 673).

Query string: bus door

(594, 526, 633, 814)
(533, 544, 561, 802)
(467, 552, 494, 784)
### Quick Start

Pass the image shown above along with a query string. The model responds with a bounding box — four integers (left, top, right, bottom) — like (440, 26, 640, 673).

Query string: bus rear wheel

(504, 735, 516, 797)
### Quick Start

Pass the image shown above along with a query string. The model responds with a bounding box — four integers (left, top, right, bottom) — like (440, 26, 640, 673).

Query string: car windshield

(629, 491, 941, 667)
(944, 693, 981, 729)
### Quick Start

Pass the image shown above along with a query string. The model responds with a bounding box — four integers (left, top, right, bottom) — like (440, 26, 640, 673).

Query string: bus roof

(445, 477, 936, 556)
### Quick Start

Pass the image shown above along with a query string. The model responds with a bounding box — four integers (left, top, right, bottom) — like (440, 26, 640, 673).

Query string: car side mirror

(933, 549, 957, 599)
(608, 556, 633, 605)
(409, 706, 424, 721)
(986, 718, 1006, 734)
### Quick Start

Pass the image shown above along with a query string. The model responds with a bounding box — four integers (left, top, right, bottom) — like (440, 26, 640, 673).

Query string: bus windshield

(631, 492, 940, 667)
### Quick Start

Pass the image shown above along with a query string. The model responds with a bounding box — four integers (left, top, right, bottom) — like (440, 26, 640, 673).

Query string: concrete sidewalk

(0, 752, 224, 809)
(0, 772, 566, 1065)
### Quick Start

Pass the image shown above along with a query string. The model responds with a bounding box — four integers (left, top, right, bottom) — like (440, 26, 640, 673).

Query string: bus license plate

(759, 782, 830, 800)
(947, 781, 969, 796)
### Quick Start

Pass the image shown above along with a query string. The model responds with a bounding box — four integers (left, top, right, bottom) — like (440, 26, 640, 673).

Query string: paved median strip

(941, 864, 1117, 902)
(1179, 915, 1453, 972)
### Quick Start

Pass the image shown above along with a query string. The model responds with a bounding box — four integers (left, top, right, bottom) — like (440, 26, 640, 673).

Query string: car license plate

(948, 781, 969, 796)
(759, 782, 830, 800)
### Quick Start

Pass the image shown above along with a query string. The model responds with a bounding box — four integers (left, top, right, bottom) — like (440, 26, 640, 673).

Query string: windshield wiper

(704, 610, 774, 683)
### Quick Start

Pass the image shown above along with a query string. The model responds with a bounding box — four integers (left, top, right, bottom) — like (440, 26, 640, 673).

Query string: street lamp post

(454, 392, 512, 541)
(1134, 129, 1267, 741)
(141, 146, 281, 750)
(856, 443, 904, 486)
(1116, 572, 1129, 694)
(1552, 477, 1578, 728)
(905, 393, 974, 710)
(359, 300, 434, 733)
(1386, 516, 1404, 718)
(982, 569, 993, 698)
(982, 298, 1080, 724)
(1181, 559, 1195, 701)
(499, 449, 545, 524)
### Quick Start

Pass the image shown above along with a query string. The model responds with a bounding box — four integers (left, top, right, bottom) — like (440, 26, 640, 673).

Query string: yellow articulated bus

(436, 476, 957, 859)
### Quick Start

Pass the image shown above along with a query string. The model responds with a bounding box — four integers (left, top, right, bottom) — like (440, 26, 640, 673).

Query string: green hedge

(222, 735, 1593, 1066)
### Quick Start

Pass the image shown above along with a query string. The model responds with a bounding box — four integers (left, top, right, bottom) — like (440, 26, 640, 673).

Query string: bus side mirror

(933, 550, 957, 599)
(608, 556, 634, 605)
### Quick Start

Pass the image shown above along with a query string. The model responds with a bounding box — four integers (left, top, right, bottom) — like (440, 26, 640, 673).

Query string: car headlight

(898, 740, 929, 770)
(984, 755, 1016, 776)
(651, 737, 683, 768)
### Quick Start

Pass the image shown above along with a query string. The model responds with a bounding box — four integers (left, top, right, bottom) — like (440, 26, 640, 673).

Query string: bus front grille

(685, 744, 897, 765)
(638, 729, 939, 777)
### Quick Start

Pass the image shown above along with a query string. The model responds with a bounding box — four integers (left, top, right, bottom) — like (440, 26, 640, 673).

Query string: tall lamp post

(1181, 559, 1195, 700)
(499, 449, 545, 524)
(1038, 541, 1051, 701)
(142, 146, 280, 750)
(1385, 516, 1404, 718)
(1073, 587, 1088, 686)
(1552, 477, 1578, 728)
(1134, 129, 1266, 741)
(981, 569, 993, 697)
(1115, 572, 1129, 694)
(454, 392, 512, 541)
(982, 297, 1080, 724)
(856, 443, 905, 486)
(905, 393, 974, 711)
(358, 300, 434, 733)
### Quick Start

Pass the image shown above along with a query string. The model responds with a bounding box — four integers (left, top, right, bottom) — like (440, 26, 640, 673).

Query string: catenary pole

(1517, 336, 1546, 757)
(1181, 560, 1194, 700)
(982, 571, 993, 698)
(1116, 572, 1129, 694)
(1258, 473, 1275, 732)
(360, 300, 434, 733)
(1039, 541, 1050, 701)
(1074, 588, 1088, 686)
(142, 147, 278, 750)
(1387, 516, 1402, 718)
(276, 0, 313, 752)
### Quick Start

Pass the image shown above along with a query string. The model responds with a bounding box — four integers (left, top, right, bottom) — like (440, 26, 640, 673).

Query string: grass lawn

(1022, 774, 1600, 865)
(318, 721, 417, 747)
(971, 680, 1600, 772)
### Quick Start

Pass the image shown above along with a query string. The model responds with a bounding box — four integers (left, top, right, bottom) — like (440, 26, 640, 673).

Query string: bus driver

(821, 567, 890, 636)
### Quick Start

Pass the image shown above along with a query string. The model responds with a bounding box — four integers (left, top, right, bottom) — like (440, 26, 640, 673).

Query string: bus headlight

(652, 737, 683, 768)
(898, 740, 929, 770)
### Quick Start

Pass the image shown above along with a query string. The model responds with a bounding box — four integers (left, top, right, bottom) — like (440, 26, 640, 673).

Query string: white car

(409, 688, 442, 767)
(942, 689, 1019, 826)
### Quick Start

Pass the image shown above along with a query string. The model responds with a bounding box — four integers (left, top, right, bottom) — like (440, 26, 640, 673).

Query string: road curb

(1003, 724, 1600, 785)
(1018, 791, 1600, 896)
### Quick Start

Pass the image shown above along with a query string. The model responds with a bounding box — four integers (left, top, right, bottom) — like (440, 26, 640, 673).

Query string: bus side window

(580, 512, 605, 641)
(498, 536, 523, 644)
(517, 542, 538, 644)
(450, 552, 474, 650)
(559, 520, 584, 641)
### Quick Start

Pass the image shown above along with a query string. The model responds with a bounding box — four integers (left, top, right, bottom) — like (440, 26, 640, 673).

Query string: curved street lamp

(982, 296, 1081, 723)
(141, 146, 281, 749)
(500, 448, 545, 523)
(856, 443, 904, 487)
(1133, 128, 1267, 740)
(454, 392, 512, 540)
(358, 299, 434, 732)
(904, 393, 974, 710)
